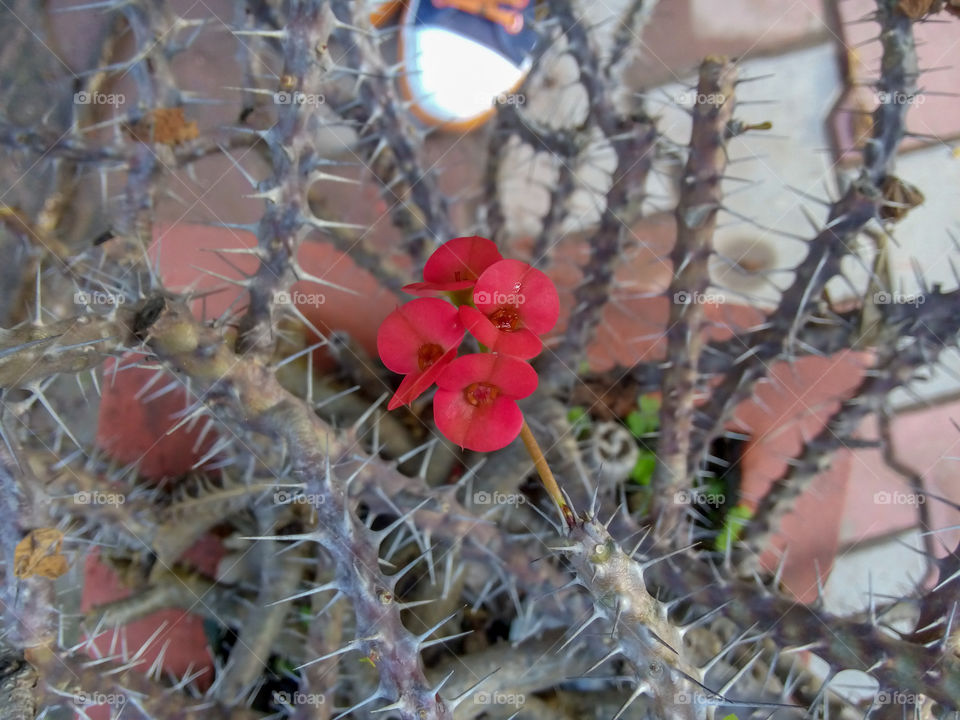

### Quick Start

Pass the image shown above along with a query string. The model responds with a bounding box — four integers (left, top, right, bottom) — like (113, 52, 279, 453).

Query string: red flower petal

(377, 298, 464, 374)
(421, 236, 503, 289)
(432, 353, 537, 452)
(433, 390, 523, 452)
(435, 353, 538, 399)
(474, 259, 560, 335)
(458, 306, 543, 359)
(387, 347, 458, 410)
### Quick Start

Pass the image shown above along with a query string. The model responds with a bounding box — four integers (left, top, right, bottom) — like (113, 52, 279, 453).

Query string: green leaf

(626, 394, 661, 437)
(625, 411, 652, 438)
(567, 406, 591, 437)
(704, 477, 726, 497)
(629, 450, 657, 485)
(714, 505, 753, 552)
(722, 714, 739, 720)
(274, 657, 297, 675)
(638, 393, 660, 418)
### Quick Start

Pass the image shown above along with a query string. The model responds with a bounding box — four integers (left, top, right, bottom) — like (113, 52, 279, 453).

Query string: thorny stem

(652, 55, 737, 529)
(735, 290, 960, 571)
(3, 1, 959, 717)
(539, 0, 658, 383)
(519, 420, 574, 528)
(235, 1, 337, 357)
(689, 0, 919, 465)
(143, 300, 449, 718)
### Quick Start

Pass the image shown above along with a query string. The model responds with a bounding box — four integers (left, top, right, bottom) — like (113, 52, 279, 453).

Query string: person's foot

(398, 0, 538, 130)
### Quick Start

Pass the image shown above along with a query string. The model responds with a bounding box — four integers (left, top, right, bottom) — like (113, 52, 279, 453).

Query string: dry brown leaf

(14, 528, 69, 579)
(880, 175, 925, 221)
(898, 0, 939, 18)
(129, 107, 199, 145)
(898, 0, 960, 16)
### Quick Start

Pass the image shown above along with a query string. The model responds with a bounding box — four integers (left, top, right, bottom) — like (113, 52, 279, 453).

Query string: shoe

(398, 0, 538, 130)
(369, 0, 406, 27)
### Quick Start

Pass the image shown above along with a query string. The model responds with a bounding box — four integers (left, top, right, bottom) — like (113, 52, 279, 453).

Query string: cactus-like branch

(235, 1, 340, 356)
(28, 644, 262, 720)
(907, 536, 960, 649)
(558, 517, 704, 719)
(652, 56, 738, 529)
(0, 119, 254, 171)
(215, 535, 307, 703)
(603, 0, 660, 79)
(2, 1, 959, 717)
(566, 511, 960, 718)
(543, 0, 658, 383)
(327, 0, 454, 262)
(142, 299, 450, 719)
(645, 547, 960, 714)
(113, 0, 189, 241)
(736, 287, 960, 569)
(0, 308, 142, 388)
(0, 651, 36, 720)
(689, 0, 918, 467)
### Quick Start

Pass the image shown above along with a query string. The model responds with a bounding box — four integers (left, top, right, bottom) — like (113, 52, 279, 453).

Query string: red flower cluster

(377, 236, 559, 451)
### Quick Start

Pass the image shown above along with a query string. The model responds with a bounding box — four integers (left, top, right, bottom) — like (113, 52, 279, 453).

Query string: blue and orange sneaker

(369, 0, 406, 27)
(398, 0, 538, 130)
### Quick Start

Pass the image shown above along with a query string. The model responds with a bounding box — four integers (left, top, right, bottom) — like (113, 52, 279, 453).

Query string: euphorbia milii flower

(458, 259, 560, 358)
(377, 298, 465, 410)
(433, 353, 538, 452)
(403, 236, 503, 295)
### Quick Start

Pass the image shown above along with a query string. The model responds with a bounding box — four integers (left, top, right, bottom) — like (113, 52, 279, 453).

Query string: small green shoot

(629, 450, 657, 485)
(567, 406, 591, 438)
(714, 504, 753, 553)
(626, 394, 660, 438)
